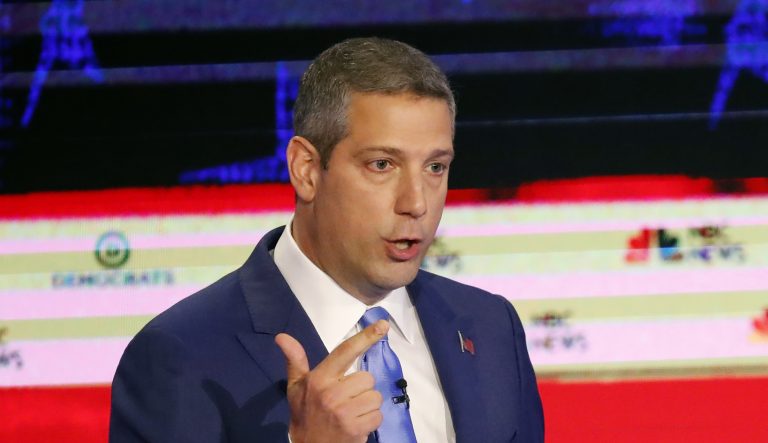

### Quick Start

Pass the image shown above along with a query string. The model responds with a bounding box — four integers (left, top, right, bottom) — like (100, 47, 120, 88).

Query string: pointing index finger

(316, 319, 389, 378)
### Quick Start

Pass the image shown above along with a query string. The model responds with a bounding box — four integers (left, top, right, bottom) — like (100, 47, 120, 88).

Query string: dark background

(1, 0, 766, 193)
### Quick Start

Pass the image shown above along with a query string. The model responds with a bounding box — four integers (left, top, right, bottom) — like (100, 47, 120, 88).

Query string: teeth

(395, 241, 410, 250)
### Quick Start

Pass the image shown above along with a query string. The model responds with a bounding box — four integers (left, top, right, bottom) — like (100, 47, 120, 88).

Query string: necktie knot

(359, 306, 390, 329)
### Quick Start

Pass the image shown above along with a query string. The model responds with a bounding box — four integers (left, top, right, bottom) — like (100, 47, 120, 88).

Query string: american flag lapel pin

(457, 330, 475, 355)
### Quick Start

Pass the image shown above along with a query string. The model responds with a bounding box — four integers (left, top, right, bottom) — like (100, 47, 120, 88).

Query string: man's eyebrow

(356, 146, 455, 159)
(428, 148, 455, 159)
(357, 146, 403, 156)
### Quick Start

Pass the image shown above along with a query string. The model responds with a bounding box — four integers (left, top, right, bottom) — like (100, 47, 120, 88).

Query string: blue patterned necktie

(359, 307, 418, 443)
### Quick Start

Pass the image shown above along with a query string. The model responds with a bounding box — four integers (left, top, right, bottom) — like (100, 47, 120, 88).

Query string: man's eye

(372, 160, 391, 170)
(429, 163, 446, 173)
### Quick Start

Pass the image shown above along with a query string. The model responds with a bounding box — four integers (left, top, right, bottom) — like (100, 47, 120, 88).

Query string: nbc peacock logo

(751, 309, 768, 343)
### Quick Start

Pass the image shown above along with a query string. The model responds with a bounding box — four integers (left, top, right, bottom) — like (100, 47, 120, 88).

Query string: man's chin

(373, 263, 421, 291)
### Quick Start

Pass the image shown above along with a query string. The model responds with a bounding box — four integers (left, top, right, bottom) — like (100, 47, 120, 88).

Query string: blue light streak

(600, 17, 706, 46)
(0, 0, 10, 129)
(273, 61, 298, 168)
(178, 62, 298, 184)
(709, 0, 768, 129)
(0, 0, 11, 188)
(21, 0, 103, 128)
(590, 0, 705, 46)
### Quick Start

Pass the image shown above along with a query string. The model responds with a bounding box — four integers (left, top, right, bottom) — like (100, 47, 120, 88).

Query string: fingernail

(374, 320, 387, 335)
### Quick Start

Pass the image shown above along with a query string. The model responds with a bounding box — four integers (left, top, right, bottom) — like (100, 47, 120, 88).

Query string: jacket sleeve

(505, 299, 545, 442)
(109, 327, 222, 443)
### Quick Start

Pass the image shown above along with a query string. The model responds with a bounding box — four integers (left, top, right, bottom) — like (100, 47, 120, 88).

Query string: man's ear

(286, 136, 322, 203)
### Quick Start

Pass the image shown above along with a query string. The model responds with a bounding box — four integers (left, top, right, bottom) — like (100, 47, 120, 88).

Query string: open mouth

(393, 240, 415, 250)
(385, 238, 422, 261)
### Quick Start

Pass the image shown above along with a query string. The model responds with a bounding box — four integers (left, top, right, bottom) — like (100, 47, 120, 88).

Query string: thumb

(275, 333, 310, 386)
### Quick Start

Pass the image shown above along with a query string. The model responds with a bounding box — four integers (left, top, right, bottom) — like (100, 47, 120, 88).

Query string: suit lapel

(236, 227, 375, 443)
(236, 227, 329, 384)
(409, 272, 489, 443)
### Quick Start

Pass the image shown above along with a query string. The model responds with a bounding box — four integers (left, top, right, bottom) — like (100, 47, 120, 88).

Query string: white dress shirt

(273, 223, 456, 443)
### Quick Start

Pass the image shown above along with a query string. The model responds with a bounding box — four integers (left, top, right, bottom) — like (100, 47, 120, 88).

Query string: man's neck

(289, 218, 390, 306)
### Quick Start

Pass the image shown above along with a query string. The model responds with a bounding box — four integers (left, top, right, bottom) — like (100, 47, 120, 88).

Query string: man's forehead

(344, 92, 453, 131)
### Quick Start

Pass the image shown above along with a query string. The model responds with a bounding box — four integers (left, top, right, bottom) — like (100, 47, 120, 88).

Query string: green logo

(94, 231, 131, 269)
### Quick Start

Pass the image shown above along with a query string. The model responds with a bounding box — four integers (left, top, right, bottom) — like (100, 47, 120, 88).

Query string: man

(110, 37, 544, 443)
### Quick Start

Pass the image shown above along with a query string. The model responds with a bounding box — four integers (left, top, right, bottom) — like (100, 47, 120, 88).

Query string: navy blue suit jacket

(110, 227, 544, 442)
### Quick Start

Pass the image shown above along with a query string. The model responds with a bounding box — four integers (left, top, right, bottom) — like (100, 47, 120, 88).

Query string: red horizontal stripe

(2, 377, 767, 442)
(0, 185, 297, 220)
(0, 385, 110, 442)
(539, 376, 768, 442)
(515, 175, 768, 203)
(1, 176, 766, 219)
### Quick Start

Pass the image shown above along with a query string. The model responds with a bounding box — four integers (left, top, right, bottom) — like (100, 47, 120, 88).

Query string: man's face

(308, 92, 454, 302)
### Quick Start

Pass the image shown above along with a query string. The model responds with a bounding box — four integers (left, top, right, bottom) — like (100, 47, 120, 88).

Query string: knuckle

(319, 390, 337, 410)
(365, 327, 381, 342)
(341, 420, 363, 438)
(359, 371, 375, 387)
(372, 390, 384, 406)
(335, 339, 353, 356)
(371, 410, 384, 428)
(305, 375, 320, 392)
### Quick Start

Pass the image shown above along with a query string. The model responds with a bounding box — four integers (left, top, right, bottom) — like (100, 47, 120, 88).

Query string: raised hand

(275, 320, 388, 443)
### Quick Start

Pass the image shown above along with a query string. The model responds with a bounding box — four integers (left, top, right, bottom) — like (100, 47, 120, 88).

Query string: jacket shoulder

(413, 269, 510, 307)
(142, 268, 249, 339)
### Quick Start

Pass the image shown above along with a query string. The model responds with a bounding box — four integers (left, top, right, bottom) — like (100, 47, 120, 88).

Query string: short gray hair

(293, 37, 456, 167)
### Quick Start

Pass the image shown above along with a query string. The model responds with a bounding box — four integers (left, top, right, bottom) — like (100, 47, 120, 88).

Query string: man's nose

(394, 171, 427, 218)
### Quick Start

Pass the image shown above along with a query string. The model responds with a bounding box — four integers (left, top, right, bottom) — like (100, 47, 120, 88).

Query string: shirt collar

(273, 220, 417, 351)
